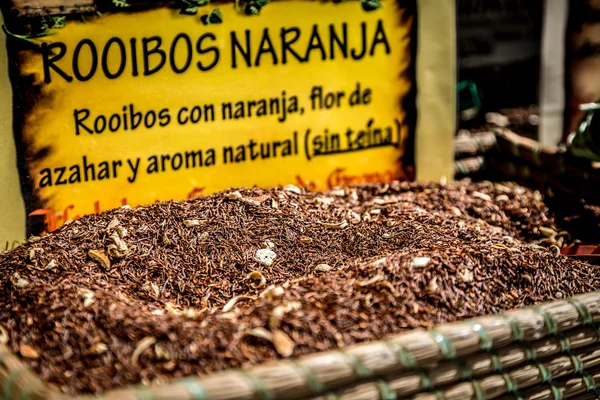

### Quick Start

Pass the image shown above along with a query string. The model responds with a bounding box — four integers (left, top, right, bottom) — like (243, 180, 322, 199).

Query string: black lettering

(170, 33, 193, 73)
(178, 107, 189, 124)
(94, 116, 107, 133)
(305, 25, 326, 61)
(231, 30, 252, 68)
(255, 28, 278, 66)
(108, 114, 121, 131)
(72, 39, 98, 81)
(74, 109, 93, 135)
(142, 36, 166, 76)
(55, 167, 67, 185)
(159, 108, 170, 126)
(130, 38, 139, 76)
(42, 42, 72, 83)
(83, 156, 95, 181)
(102, 37, 127, 79)
(68, 165, 81, 184)
(280, 27, 304, 64)
(370, 19, 391, 56)
(351, 22, 367, 60)
(330, 23, 348, 59)
(196, 33, 219, 71)
(144, 111, 157, 128)
(39, 168, 52, 188)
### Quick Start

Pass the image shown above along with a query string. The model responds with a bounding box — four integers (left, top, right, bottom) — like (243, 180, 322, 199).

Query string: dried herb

(1, 181, 599, 394)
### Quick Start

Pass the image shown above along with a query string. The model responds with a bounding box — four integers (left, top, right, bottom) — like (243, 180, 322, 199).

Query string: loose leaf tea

(0, 180, 597, 394)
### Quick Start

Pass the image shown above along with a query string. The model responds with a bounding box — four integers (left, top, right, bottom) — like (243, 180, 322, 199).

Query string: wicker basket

(2, 292, 600, 399)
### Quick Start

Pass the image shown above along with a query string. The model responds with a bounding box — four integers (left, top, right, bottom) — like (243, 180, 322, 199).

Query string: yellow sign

(8, 1, 415, 234)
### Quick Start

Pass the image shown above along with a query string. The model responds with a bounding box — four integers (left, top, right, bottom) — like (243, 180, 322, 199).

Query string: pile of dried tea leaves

(0, 180, 597, 394)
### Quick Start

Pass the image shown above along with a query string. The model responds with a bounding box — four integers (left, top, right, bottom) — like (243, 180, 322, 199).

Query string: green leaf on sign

(200, 8, 223, 25)
(243, 0, 269, 15)
(112, 0, 130, 8)
(361, 0, 382, 12)
(180, 0, 210, 15)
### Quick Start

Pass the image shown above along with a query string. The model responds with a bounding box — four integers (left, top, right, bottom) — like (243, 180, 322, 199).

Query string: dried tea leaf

(260, 285, 284, 298)
(299, 236, 313, 244)
(78, 288, 94, 299)
(539, 226, 556, 238)
(271, 199, 279, 208)
(115, 226, 128, 238)
(0, 325, 8, 344)
(36, 259, 58, 271)
(283, 184, 302, 195)
(106, 217, 120, 231)
(20, 344, 39, 359)
(241, 197, 262, 206)
(314, 264, 333, 272)
(107, 231, 129, 258)
(244, 327, 272, 341)
(154, 344, 170, 360)
(132, 337, 157, 368)
(411, 257, 431, 268)
(183, 219, 203, 228)
(472, 191, 492, 201)
(89, 343, 108, 355)
(427, 277, 439, 293)
(222, 295, 256, 312)
(255, 249, 277, 267)
(269, 302, 301, 329)
(331, 189, 345, 196)
(151, 282, 161, 297)
(11, 272, 28, 288)
(376, 280, 396, 294)
(226, 191, 242, 200)
(246, 271, 267, 289)
(162, 234, 171, 245)
(314, 197, 334, 205)
(88, 250, 111, 270)
(459, 269, 474, 283)
(381, 233, 393, 239)
(357, 272, 385, 287)
(317, 220, 348, 230)
(83, 297, 95, 308)
(272, 330, 295, 357)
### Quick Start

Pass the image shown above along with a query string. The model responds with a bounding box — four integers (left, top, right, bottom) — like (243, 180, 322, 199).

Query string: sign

(0, 0, 455, 244)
